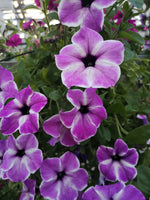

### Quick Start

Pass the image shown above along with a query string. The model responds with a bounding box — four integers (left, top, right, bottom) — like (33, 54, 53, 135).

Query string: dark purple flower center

(57, 171, 66, 180)
(79, 105, 89, 114)
(0, 88, 2, 92)
(81, 0, 94, 7)
(112, 154, 121, 161)
(20, 104, 30, 115)
(82, 54, 97, 68)
(0, 156, 3, 160)
(16, 149, 25, 157)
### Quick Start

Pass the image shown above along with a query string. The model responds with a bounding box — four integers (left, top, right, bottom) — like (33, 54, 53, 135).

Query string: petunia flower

(0, 139, 8, 179)
(22, 19, 33, 30)
(0, 66, 18, 111)
(40, 151, 88, 200)
(96, 139, 138, 183)
(59, 88, 107, 142)
(58, 0, 117, 32)
(0, 85, 47, 135)
(55, 27, 124, 89)
(43, 114, 78, 147)
(1, 134, 43, 182)
(82, 182, 146, 200)
(137, 114, 148, 125)
(112, 10, 124, 25)
(20, 179, 36, 200)
(6, 34, 22, 48)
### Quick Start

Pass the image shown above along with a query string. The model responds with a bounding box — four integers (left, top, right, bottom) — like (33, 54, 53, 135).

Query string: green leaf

(47, 12, 59, 20)
(49, 90, 60, 101)
(23, 5, 41, 10)
(107, 102, 126, 117)
(125, 125, 150, 144)
(137, 165, 150, 196)
(118, 31, 145, 45)
(143, 149, 150, 166)
(128, 0, 143, 8)
(124, 46, 136, 61)
(101, 126, 111, 142)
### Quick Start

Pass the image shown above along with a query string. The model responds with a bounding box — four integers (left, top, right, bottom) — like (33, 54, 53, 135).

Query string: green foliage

(0, 0, 150, 199)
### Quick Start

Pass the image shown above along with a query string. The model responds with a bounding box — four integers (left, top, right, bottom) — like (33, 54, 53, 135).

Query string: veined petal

(40, 158, 61, 181)
(7, 157, 30, 182)
(60, 108, 77, 128)
(60, 151, 80, 172)
(95, 40, 124, 65)
(0, 66, 14, 85)
(71, 112, 97, 142)
(17, 134, 38, 151)
(25, 150, 43, 173)
(114, 185, 146, 200)
(68, 168, 88, 190)
(82, 5, 104, 32)
(95, 61, 121, 88)
(58, 0, 83, 27)
(40, 180, 60, 200)
(0, 114, 19, 135)
(72, 27, 103, 54)
(67, 89, 83, 108)
(15, 86, 33, 105)
(29, 92, 47, 112)
(94, 0, 117, 9)
(19, 113, 39, 134)
(43, 114, 61, 137)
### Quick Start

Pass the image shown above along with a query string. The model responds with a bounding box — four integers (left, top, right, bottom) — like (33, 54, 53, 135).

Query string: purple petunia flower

(82, 182, 146, 200)
(112, 10, 124, 25)
(43, 114, 78, 147)
(137, 114, 148, 125)
(0, 139, 8, 179)
(59, 88, 107, 142)
(0, 85, 47, 135)
(40, 151, 88, 200)
(20, 179, 36, 200)
(22, 19, 33, 30)
(96, 139, 138, 183)
(0, 66, 18, 111)
(1, 134, 43, 182)
(55, 27, 124, 89)
(58, 0, 117, 32)
(6, 34, 22, 48)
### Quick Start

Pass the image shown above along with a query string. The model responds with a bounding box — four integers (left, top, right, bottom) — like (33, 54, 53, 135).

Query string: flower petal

(58, 0, 83, 27)
(40, 180, 60, 200)
(40, 158, 61, 181)
(19, 113, 39, 134)
(29, 92, 47, 112)
(60, 151, 80, 172)
(0, 115, 19, 135)
(43, 114, 62, 137)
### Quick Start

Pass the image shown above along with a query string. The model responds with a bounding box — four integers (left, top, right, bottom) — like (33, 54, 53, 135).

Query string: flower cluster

(6, 34, 22, 48)
(0, 0, 148, 199)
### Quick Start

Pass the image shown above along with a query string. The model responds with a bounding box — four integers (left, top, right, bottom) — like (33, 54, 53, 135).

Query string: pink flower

(1, 134, 43, 182)
(40, 151, 88, 200)
(59, 88, 107, 142)
(6, 34, 22, 47)
(97, 139, 138, 183)
(0, 66, 18, 111)
(55, 27, 124, 89)
(58, 0, 117, 32)
(0, 85, 47, 135)
(43, 114, 78, 147)
(22, 19, 33, 30)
